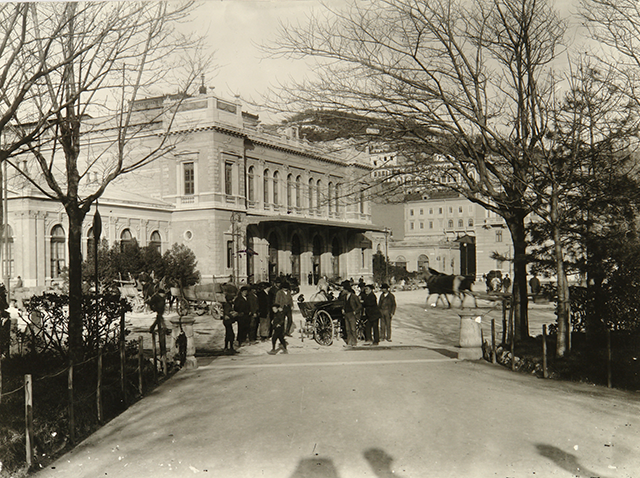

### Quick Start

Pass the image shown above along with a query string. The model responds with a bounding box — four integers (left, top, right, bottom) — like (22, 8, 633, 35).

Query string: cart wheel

(177, 299, 190, 317)
(356, 317, 367, 341)
(195, 301, 207, 316)
(313, 310, 334, 346)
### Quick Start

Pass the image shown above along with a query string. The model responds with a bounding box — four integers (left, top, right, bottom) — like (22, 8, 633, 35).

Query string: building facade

(370, 193, 514, 280)
(4, 91, 381, 289)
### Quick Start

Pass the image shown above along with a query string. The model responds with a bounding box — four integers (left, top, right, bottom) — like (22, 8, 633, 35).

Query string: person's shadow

(536, 444, 611, 478)
(364, 448, 405, 478)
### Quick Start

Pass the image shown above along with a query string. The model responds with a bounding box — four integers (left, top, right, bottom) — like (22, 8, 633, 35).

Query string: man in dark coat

(361, 284, 381, 345)
(339, 280, 362, 347)
(234, 286, 252, 346)
(378, 283, 396, 342)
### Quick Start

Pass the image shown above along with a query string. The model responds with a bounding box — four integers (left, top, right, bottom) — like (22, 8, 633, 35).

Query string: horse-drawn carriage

(170, 282, 225, 318)
(297, 294, 366, 346)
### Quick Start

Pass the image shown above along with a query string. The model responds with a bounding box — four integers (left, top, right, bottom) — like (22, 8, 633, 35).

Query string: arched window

(150, 231, 162, 254)
(287, 173, 293, 209)
(328, 182, 334, 213)
(458, 219, 464, 228)
(308, 178, 314, 211)
(273, 171, 280, 205)
(248, 166, 255, 203)
(316, 179, 322, 213)
(263, 169, 270, 204)
(468, 218, 474, 227)
(50, 225, 65, 278)
(120, 228, 135, 252)
(335, 183, 340, 213)
(0, 225, 14, 277)
(359, 187, 365, 214)
(448, 219, 454, 228)
(296, 175, 301, 208)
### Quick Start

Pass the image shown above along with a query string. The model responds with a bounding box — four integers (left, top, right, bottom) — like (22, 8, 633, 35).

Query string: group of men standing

(221, 280, 295, 354)
(338, 281, 397, 347)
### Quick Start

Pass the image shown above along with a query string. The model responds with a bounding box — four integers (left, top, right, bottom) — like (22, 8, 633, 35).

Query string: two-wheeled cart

(170, 282, 225, 318)
(297, 298, 366, 346)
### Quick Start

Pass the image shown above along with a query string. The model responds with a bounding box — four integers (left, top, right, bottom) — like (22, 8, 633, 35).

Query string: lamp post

(384, 227, 390, 283)
(230, 212, 243, 284)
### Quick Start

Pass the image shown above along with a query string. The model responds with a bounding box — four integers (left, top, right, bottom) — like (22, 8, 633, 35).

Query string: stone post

(169, 315, 197, 369)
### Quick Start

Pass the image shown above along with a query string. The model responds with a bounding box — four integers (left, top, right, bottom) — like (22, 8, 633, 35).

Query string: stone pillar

(169, 316, 197, 369)
(458, 314, 483, 360)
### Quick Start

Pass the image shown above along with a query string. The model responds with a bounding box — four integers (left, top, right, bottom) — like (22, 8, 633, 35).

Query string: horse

(423, 268, 476, 308)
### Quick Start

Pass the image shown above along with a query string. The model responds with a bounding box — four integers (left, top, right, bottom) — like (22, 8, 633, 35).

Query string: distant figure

(529, 274, 541, 302)
(267, 303, 288, 355)
(15, 276, 22, 289)
(502, 274, 511, 293)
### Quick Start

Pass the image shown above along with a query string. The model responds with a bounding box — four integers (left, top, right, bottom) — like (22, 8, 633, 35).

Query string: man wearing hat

(378, 284, 396, 342)
(273, 281, 294, 336)
(339, 280, 362, 347)
(234, 285, 252, 346)
(361, 284, 381, 345)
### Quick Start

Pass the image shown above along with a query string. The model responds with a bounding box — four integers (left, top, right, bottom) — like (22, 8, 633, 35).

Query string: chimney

(199, 74, 207, 95)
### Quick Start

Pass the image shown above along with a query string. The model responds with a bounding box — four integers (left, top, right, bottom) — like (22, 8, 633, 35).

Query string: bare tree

(7, 1, 211, 360)
(265, 0, 567, 341)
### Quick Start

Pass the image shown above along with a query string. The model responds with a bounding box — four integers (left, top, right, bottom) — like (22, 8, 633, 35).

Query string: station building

(4, 90, 382, 290)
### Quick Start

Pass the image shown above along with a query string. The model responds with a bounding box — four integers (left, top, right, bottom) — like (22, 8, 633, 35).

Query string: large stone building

(4, 90, 382, 289)
(371, 192, 514, 280)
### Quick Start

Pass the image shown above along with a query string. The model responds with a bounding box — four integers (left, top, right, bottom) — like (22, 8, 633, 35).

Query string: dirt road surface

(35, 288, 640, 478)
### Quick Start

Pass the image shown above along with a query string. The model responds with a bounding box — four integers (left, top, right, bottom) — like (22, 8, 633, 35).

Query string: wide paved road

(37, 346, 640, 478)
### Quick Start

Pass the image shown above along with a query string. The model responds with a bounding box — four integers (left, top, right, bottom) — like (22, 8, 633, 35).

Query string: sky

(186, 0, 332, 122)
(186, 0, 582, 123)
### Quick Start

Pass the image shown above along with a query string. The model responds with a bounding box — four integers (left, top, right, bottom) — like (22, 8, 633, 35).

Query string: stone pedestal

(169, 315, 197, 369)
(458, 315, 483, 360)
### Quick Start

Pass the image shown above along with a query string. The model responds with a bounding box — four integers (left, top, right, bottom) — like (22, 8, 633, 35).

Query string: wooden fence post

(510, 301, 515, 371)
(151, 331, 158, 383)
(501, 299, 507, 344)
(25, 374, 33, 468)
(120, 309, 126, 405)
(138, 336, 143, 397)
(607, 328, 612, 388)
(542, 325, 548, 379)
(491, 319, 496, 364)
(68, 360, 75, 444)
(97, 348, 103, 423)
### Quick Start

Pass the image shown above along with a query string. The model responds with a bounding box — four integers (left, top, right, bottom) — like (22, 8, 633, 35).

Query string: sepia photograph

(0, 1, 639, 477)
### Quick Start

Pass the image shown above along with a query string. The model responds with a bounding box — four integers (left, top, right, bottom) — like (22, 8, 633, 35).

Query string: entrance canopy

(245, 214, 387, 233)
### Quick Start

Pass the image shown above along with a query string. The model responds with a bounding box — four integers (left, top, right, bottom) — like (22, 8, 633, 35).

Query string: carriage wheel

(177, 298, 190, 317)
(356, 317, 367, 341)
(313, 310, 334, 346)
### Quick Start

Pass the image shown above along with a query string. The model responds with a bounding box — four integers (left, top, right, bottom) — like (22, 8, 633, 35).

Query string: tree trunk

(550, 188, 571, 357)
(506, 214, 529, 341)
(66, 206, 86, 362)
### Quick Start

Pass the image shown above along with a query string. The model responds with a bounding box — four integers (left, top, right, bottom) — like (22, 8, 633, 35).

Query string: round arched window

(51, 225, 65, 278)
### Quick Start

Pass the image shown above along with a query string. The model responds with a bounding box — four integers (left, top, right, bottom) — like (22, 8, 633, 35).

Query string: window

(273, 171, 280, 204)
(410, 209, 414, 216)
(420, 222, 424, 229)
(309, 178, 314, 210)
(359, 188, 365, 214)
(120, 228, 135, 253)
(287, 174, 293, 209)
(429, 221, 433, 229)
(420, 209, 424, 215)
(468, 218, 474, 227)
(458, 219, 464, 228)
(263, 169, 270, 203)
(248, 166, 255, 202)
(410, 222, 414, 230)
(439, 207, 443, 214)
(448, 220, 454, 228)
(316, 179, 322, 213)
(184, 162, 194, 195)
(429, 208, 433, 214)
(50, 225, 65, 278)
(150, 231, 162, 254)
(459, 206, 463, 213)
(449, 207, 453, 213)
(0, 225, 14, 277)
(227, 240, 233, 268)
(224, 162, 233, 196)
(496, 230, 503, 242)
(296, 176, 301, 208)
(335, 183, 340, 213)
(328, 182, 334, 212)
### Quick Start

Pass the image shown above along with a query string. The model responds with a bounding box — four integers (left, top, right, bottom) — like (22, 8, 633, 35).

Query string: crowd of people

(219, 277, 398, 354)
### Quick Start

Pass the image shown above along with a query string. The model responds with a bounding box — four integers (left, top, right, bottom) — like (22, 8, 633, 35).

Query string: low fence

(0, 309, 170, 471)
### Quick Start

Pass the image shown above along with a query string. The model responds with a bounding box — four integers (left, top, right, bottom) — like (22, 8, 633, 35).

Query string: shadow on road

(287, 448, 405, 478)
(536, 443, 610, 478)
